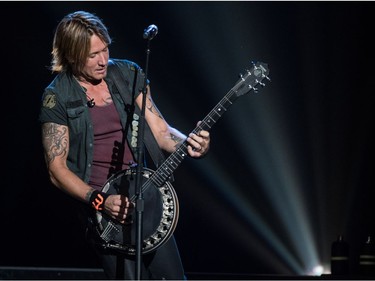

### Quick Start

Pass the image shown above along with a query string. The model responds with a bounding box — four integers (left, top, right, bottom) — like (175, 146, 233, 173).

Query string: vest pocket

(67, 106, 86, 135)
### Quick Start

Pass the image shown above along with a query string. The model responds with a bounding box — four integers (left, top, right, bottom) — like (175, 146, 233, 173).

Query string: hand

(187, 121, 210, 158)
(103, 194, 135, 224)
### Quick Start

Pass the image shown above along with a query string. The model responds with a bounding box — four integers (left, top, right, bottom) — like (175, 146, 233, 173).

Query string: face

(80, 34, 109, 83)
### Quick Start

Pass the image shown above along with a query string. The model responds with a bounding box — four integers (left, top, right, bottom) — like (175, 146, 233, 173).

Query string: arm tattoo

(146, 96, 163, 119)
(170, 133, 183, 148)
(85, 189, 94, 202)
(42, 123, 68, 164)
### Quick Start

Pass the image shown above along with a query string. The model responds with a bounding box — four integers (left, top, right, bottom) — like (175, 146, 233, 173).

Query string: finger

(192, 145, 203, 152)
(188, 133, 203, 145)
(187, 136, 202, 152)
(198, 130, 210, 139)
(113, 211, 133, 224)
(118, 195, 135, 208)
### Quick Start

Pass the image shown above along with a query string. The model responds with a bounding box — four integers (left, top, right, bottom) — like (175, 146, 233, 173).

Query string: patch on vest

(42, 94, 56, 109)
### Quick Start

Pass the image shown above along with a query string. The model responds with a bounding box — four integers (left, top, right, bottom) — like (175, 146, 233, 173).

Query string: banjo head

(95, 168, 179, 255)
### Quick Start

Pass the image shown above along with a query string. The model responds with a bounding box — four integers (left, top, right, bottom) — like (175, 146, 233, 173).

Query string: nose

(98, 52, 108, 66)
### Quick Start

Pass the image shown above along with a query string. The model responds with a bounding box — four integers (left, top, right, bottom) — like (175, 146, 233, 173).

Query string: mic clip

(87, 98, 95, 108)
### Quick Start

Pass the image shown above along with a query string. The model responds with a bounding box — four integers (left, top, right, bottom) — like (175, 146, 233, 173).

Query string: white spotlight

(310, 265, 324, 276)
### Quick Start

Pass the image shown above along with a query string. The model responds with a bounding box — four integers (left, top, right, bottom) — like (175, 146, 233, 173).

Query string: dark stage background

(1, 1, 375, 278)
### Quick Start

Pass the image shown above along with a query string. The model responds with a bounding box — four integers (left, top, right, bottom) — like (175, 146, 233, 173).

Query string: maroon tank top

(88, 102, 134, 190)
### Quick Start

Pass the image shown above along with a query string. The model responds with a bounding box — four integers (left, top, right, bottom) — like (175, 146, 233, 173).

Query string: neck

(76, 78, 102, 87)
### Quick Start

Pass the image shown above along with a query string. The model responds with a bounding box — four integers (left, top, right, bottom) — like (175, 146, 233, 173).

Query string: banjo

(93, 61, 270, 255)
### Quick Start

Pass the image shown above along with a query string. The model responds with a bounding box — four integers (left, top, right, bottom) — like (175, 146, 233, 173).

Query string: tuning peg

(254, 79, 265, 87)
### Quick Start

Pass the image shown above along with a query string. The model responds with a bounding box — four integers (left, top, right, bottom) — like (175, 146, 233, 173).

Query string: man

(39, 10, 210, 279)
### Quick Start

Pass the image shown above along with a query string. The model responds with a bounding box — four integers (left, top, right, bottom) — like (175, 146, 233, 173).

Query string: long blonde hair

(50, 11, 112, 75)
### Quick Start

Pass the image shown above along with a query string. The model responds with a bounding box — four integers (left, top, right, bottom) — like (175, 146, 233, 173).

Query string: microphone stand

(134, 33, 154, 280)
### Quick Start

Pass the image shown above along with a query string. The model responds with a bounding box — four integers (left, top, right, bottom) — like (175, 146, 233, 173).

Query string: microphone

(143, 24, 158, 40)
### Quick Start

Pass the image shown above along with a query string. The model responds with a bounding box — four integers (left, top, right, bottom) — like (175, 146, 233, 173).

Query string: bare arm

(136, 86, 210, 157)
(41, 122, 133, 223)
(42, 122, 92, 201)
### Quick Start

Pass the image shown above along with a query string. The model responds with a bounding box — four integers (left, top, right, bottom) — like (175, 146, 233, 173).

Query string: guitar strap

(107, 59, 172, 180)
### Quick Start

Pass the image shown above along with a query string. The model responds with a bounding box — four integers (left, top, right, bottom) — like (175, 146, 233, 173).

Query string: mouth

(96, 67, 107, 75)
